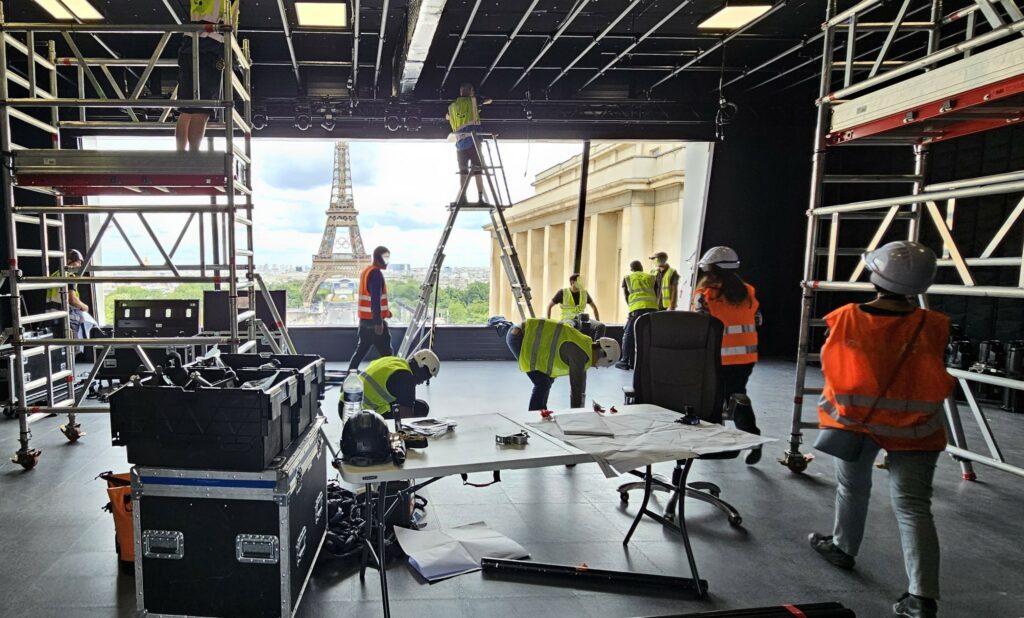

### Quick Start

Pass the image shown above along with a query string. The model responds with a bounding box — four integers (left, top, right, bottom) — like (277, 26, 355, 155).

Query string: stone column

(543, 223, 565, 309)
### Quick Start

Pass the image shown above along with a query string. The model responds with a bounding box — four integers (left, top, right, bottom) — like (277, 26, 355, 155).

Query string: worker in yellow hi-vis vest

(446, 83, 492, 205)
(176, 0, 240, 152)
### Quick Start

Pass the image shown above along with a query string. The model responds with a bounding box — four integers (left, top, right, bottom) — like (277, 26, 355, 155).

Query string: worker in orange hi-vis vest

(807, 241, 953, 618)
(692, 246, 763, 465)
(349, 246, 394, 372)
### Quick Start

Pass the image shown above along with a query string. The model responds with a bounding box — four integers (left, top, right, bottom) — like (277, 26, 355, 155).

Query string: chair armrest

(622, 386, 636, 405)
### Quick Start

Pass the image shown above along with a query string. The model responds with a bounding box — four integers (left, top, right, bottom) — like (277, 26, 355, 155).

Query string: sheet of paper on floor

(528, 408, 775, 477)
(554, 412, 615, 437)
(393, 521, 530, 582)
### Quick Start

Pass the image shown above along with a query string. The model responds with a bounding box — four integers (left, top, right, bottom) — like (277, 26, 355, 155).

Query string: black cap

(67, 249, 84, 263)
(650, 251, 668, 261)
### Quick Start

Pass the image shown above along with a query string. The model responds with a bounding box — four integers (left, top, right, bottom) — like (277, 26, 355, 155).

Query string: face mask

(381, 254, 390, 266)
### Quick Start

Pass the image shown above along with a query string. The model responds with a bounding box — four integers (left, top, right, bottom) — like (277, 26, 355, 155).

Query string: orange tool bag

(98, 471, 134, 568)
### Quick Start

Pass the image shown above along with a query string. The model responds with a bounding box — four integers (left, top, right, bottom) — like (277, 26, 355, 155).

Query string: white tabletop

(338, 412, 589, 483)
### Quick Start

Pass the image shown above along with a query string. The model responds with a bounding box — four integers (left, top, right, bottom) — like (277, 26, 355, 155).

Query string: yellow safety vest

(651, 266, 678, 310)
(46, 270, 76, 304)
(190, 0, 238, 24)
(559, 286, 588, 322)
(519, 318, 592, 378)
(358, 356, 411, 415)
(625, 272, 658, 311)
(448, 96, 481, 134)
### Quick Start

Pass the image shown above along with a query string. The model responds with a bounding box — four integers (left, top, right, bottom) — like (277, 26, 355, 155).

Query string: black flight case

(131, 418, 328, 618)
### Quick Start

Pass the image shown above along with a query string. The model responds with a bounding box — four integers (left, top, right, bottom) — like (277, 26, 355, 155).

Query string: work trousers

(620, 308, 656, 367)
(526, 370, 585, 411)
(719, 362, 760, 435)
(348, 320, 393, 371)
(380, 399, 430, 419)
(832, 442, 941, 600)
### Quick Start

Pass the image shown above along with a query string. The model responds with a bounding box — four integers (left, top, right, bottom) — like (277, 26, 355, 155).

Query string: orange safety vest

(694, 283, 759, 365)
(817, 304, 953, 452)
(357, 264, 392, 321)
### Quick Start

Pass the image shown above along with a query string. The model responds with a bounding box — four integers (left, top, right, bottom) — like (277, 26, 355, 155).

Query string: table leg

(360, 482, 373, 581)
(377, 482, 392, 618)
(674, 459, 705, 598)
(623, 464, 654, 545)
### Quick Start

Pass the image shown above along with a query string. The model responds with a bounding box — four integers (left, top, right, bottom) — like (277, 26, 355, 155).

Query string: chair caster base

(728, 515, 743, 528)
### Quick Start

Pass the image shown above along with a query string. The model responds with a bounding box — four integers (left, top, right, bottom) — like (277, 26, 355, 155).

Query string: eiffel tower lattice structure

(300, 142, 371, 305)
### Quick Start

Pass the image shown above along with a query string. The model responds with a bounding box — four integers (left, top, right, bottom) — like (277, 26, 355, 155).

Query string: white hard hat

(699, 246, 740, 270)
(411, 349, 440, 377)
(594, 338, 621, 368)
(862, 241, 937, 296)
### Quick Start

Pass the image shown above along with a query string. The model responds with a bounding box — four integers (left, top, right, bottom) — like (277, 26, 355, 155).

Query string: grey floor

(1, 360, 1022, 618)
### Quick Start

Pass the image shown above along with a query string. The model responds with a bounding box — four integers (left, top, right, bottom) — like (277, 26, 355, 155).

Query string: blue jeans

(831, 440, 941, 600)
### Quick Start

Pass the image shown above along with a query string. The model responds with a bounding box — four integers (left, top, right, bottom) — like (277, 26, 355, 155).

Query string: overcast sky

(87, 137, 581, 269)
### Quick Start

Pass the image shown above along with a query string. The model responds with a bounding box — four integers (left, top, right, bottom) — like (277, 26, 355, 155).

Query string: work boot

(745, 446, 762, 465)
(614, 361, 631, 370)
(893, 593, 938, 618)
(807, 533, 855, 570)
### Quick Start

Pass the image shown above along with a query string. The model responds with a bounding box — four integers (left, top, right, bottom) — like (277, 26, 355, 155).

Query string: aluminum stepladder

(397, 133, 534, 357)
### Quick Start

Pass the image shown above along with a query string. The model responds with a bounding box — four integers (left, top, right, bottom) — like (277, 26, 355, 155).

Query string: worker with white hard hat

(693, 245, 764, 464)
(809, 241, 952, 618)
(503, 317, 620, 411)
(348, 349, 440, 419)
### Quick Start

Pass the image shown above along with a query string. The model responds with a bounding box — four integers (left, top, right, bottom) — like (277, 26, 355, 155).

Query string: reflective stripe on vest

(359, 356, 410, 415)
(724, 323, 757, 335)
(448, 97, 481, 134)
(625, 272, 658, 312)
(722, 345, 758, 357)
(651, 267, 677, 309)
(357, 264, 392, 320)
(559, 287, 587, 321)
(519, 318, 593, 378)
(818, 395, 945, 439)
(696, 282, 759, 365)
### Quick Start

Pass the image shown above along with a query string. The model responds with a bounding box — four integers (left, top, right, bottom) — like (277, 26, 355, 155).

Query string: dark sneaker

(893, 592, 937, 618)
(808, 533, 855, 570)
(614, 361, 631, 370)
(745, 446, 762, 465)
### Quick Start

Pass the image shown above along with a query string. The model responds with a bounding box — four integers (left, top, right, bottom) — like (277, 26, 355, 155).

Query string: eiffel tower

(299, 142, 371, 305)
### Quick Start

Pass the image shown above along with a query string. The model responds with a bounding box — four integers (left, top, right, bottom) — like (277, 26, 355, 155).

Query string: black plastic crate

(219, 354, 325, 438)
(110, 370, 298, 471)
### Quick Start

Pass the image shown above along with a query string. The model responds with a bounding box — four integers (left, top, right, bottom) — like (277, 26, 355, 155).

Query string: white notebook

(554, 413, 615, 437)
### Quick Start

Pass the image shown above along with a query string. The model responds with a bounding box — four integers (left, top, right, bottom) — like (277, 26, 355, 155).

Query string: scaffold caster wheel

(728, 515, 743, 528)
(779, 451, 811, 474)
(962, 471, 977, 482)
(12, 448, 42, 470)
(619, 491, 629, 504)
(60, 423, 85, 443)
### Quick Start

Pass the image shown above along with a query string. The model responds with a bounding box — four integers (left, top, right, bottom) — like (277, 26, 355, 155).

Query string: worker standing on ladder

(175, 0, 239, 152)
(344, 350, 441, 420)
(503, 318, 619, 411)
(349, 246, 394, 371)
(546, 274, 604, 339)
(446, 83, 492, 205)
(692, 246, 763, 464)
(808, 241, 952, 618)
(616, 261, 659, 370)
(650, 251, 679, 310)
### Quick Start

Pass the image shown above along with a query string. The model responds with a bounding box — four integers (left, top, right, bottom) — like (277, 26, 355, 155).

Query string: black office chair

(618, 310, 743, 528)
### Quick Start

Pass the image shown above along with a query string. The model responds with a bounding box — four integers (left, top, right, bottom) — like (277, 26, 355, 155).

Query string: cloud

(253, 140, 335, 190)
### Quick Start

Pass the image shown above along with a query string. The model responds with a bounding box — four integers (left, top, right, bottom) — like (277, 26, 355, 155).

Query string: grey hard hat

(67, 249, 84, 263)
(862, 241, 937, 296)
(698, 246, 740, 270)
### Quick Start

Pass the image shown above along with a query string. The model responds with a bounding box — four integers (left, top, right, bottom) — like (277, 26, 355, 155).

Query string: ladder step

(21, 310, 67, 325)
(17, 281, 67, 291)
(25, 369, 73, 391)
(15, 249, 64, 259)
(798, 421, 819, 429)
(802, 387, 824, 396)
(236, 249, 253, 257)
(13, 214, 63, 226)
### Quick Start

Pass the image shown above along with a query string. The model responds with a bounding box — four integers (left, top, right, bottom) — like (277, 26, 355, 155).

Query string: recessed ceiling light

(698, 4, 772, 30)
(33, 0, 104, 21)
(295, 2, 349, 28)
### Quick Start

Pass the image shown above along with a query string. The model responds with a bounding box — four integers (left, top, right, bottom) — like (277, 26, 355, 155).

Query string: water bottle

(341, 370, 363, 423)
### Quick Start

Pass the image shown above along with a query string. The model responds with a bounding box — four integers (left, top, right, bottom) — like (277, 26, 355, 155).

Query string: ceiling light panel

(698, 5, 771, 30)
(33, 0, 104, 20)
(295, 2, 349, 27)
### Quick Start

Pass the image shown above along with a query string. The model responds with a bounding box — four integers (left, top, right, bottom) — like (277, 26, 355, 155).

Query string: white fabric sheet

(393, 521, 530, 582)
(528, 409, 775, 478)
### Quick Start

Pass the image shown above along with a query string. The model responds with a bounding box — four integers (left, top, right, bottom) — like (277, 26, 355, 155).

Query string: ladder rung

(235, 215, 252, 226)
(810, 319, 827, 327)
(236, 250, 253, 257)
(806, 353, 821, 362)
(17, 281, 66, 291)
(21, 310, 67, 325)
(22, 345, 48, 359)
(13, 214, 63, 226)
(25, 369, 72, 391)
(798, 422, 819, 429)
(15, 249, 63, 259)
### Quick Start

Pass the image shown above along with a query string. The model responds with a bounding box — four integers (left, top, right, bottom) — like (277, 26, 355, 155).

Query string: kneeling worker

(353, 350, 440, 419)
(506, 318, 619, 411)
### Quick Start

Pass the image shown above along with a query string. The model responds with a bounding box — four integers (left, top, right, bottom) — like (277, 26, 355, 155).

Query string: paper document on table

(393, 521, 529, 582)
(555, 412, 615, 437)
(528, 408, 774, 478)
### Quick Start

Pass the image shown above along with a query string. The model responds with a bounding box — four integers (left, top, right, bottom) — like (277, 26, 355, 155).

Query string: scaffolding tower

(783, 0, 1024, 480)
(0, 11, 290, 469)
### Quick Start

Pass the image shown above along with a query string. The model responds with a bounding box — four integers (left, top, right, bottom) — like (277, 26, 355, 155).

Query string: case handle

(235, 534, 280, 564)
(314, 490, 324, 525)
(295, 526, 308, 562)
(142, 530, 184, 560)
